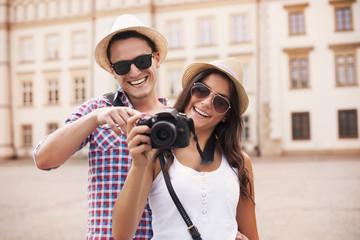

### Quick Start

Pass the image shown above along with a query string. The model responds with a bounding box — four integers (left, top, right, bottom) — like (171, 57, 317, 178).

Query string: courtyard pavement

(0, 155, 359, 240)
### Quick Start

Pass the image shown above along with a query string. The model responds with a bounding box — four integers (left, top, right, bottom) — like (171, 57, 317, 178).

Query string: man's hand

(94, 107, 140, 136)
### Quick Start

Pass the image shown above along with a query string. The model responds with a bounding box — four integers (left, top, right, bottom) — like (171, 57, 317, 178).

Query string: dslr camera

(137, 107, 192, 149)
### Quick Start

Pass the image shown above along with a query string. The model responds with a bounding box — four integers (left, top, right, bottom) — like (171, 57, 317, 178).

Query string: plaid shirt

(34, 89, 169, 240)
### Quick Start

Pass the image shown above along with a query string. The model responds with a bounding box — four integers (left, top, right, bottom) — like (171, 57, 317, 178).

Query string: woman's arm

(236, 153, 259, 240)
(112, 113, 155, 240)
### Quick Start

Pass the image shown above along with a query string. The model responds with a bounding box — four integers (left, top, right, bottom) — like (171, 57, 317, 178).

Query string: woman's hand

(126, 113, 153, 167)
(236, 231, 249, 240)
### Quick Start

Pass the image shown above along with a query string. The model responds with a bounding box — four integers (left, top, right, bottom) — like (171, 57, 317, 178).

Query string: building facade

(0, 0, 359, 159)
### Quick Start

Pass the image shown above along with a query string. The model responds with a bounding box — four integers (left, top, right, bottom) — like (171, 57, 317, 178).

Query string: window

(292, 112, 310, 140)
(243, 116, 250, 141)
(167, 20, 182, 49)
(23, 5, 28, 20)
(336, 7, 352, 31)
(46, 34, 59, 60)
(329, 43, 360, 86)
(34, 4, 39, 19)
(168, 69, 182, 98)
(338, 110, 358, 138)
(22, 81, 33, 106)
(21, 37, 33, 62)
(56, 1, 61, 15)
(67, 0, 72, 14)
(74, 77, 86, 103)
(284, 4, 308, 36)
(198, 17, 214, 46)
(22, 125, 32, 147)
(47, 123, 58, 134)
(72, 31, 86, 58)
(336, 53, 355, 85)
(330, 0, 354, 31)
(48, 79, 59, 104)
(13, 6, 18, 22)
(284, 47, 313, 89)
(45, 1, 49, 17)
(242, 64, 250, 91)
(79, 0, 84, 12)
(231, 14, 248, 43)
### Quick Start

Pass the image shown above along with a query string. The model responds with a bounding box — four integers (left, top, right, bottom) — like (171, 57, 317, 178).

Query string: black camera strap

(159, 154, 203, 240)
(104, 91, 125, 107)
(188, 118, 215, 164)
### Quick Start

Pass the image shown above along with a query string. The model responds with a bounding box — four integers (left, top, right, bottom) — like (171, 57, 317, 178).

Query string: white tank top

(149, 154, 240, 240)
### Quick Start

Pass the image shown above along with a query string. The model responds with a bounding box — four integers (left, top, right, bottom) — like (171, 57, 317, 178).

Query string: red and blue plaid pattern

(34, 90, 169, 240)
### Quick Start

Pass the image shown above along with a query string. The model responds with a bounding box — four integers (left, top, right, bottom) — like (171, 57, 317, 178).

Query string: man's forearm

(35, 113, 99, 170)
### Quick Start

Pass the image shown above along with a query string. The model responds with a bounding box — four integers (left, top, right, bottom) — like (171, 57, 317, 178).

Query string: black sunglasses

(191, 82, 231, 114)
(111, 53, 154, 75)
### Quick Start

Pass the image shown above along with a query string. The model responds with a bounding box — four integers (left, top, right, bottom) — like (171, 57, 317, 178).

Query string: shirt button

(202, 209, 207, 215)
(201, 185, 206, 190)
(202, 193, 207, 198)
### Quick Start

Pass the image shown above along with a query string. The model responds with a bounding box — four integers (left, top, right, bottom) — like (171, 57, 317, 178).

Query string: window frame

(284, 3, 309, 36)
(329, 0, 355, 32)
(20, 36, 34, 63)
(291, 112, 311, 140)
(72, 30, 87, 58)
(74, 76, 86, 104)
(167, 19, 183, 49)
(47, 122, 59, 135)
(22, 81, 33, 106)
(329, 42, 360, 87)
(243, 115, 250, 141)
(45, 33, 60, 60)
(47, 78, 59, 105)
(230, 13, 249, 43)
(283, 47, 314, 89)
(22, 124, 33, 147)
(197, 16, 215, 47)
(338, 109, 358, 138)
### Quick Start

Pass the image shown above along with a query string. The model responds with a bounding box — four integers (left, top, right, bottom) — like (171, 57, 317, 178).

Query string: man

(33, 14, 169, 239)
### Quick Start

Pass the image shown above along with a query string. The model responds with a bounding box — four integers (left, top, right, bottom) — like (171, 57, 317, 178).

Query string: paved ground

(0, 155, 359, 240)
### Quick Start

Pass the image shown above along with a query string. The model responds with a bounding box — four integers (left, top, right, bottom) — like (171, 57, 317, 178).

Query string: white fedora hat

(182, 58, 249, 115)
(95, 14, 168, 73)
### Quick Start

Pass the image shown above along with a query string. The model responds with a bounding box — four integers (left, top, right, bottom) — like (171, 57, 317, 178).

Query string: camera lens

(150, 121, 177, 148)
(157, 129, 169, 141)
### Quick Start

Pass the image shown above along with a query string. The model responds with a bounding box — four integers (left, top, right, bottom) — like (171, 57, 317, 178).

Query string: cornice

(155, 0, 256, 13)
(329, 42, 360, 50)
(10, 15, 92, 30)
(283, 46, 314, 54)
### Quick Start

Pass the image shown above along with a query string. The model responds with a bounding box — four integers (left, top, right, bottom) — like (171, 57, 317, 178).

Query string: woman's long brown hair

(155, 69, 254, 203)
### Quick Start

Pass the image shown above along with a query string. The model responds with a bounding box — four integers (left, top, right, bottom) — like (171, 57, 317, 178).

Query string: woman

(112, 58, 259, 240)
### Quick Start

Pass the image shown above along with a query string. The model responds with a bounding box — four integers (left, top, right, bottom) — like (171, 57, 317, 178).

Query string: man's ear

(109, 65, 117, 77)
(154, 51, 161, 69)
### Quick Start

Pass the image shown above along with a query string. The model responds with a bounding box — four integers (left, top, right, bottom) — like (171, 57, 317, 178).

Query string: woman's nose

(201, 93, 214, 107)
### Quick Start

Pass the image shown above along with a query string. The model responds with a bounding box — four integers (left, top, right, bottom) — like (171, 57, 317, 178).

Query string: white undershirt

(149, 155, 240, 240)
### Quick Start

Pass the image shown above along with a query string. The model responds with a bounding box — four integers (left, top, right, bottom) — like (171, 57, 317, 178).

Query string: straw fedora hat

(94, 14, 168, 73)
(182, 58, 249, 115)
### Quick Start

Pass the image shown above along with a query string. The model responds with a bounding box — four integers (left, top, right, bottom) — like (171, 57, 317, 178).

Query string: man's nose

(128, 63, 141, 77)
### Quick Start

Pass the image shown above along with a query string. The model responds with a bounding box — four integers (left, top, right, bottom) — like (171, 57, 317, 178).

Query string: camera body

(137, 107, 192, 149)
